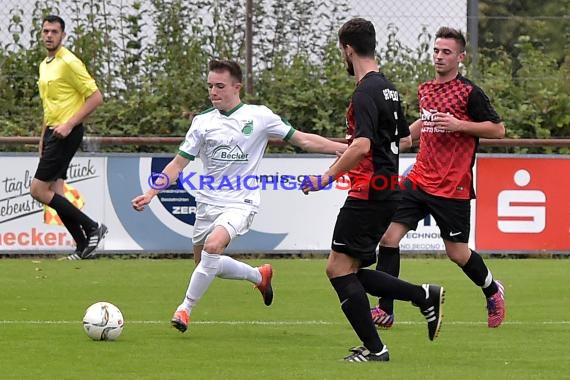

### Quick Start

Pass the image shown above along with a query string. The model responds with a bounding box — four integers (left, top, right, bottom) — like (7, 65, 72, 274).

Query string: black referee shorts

(331, 197, 398, 268)
(34, 124, 84, 182)
(392, 179, 471, 243)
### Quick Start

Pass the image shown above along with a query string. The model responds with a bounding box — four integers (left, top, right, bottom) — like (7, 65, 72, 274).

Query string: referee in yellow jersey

(30, 15, 107, 260)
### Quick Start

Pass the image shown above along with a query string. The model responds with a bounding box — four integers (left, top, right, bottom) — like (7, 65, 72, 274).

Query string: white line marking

(0, 320, 569, 326)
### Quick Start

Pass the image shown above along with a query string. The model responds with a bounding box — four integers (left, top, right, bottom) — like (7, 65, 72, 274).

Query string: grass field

(1, 258, 569, 380)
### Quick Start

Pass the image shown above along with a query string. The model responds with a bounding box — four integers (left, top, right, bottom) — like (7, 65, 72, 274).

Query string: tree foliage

(0, 0, 568, 154)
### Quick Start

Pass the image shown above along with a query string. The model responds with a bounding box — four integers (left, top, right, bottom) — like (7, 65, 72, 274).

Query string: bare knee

(203, 240, 225, 254)
(30, 180, 51, 204)
(380, 231, 402, 248)
(448, 252, 469, 266)
(444, 242, 471, 266)
(325, 265, 336, 279)
(380, 224, 406, 247)
(325, 251, 358, 279)
(379, 233, 398, 247)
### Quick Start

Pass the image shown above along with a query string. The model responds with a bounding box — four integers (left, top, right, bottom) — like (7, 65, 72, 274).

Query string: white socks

(178, 251, 262, 314)
(178, 251, 220, 313)
(217, 255, 261, 283)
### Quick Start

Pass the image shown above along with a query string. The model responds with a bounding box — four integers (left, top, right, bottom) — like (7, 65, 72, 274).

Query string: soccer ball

(82, 302, 124, 341)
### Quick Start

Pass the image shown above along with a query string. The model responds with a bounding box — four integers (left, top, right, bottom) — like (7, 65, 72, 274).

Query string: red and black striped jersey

(407, 74, 501, 199)
(345, 71, 410, 201)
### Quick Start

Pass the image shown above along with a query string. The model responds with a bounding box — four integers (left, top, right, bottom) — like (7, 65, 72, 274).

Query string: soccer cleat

(487, 281, 506, 328)
(81, 223, 108, 259)
(171, 310, 190, 333)
(58, 250, 82, 261)
(419, 284, 445, 341)
(343, 345, 389, 362)
(371, 306, 394, 329)
(255, 264, 273, 306)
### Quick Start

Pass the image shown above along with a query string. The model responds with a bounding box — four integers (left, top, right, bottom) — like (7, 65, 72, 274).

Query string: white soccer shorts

(192, 203, 256, 245)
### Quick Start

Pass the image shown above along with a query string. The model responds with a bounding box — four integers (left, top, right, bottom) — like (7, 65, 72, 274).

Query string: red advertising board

(476, 157, 570, 251)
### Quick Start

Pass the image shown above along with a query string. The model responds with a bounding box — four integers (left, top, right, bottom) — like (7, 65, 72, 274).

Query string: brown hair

(208, 60, 243, 83)
(42, 15, 65, 31)
(435, 26, 466, 52)
(338, 18, 376, 57)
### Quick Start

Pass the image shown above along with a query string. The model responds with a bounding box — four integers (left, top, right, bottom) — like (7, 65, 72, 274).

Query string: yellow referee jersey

(38, 46, 99, 127)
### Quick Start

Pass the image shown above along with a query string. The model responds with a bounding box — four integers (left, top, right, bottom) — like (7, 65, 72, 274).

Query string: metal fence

(4, 0, 568, 72)
(2, 0, 468, 56)
(4, 0, 568, 71)
(349, 0, 468, 59)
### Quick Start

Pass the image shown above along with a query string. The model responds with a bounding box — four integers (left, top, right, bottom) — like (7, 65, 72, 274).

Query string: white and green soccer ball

(82, 302, 124, 341)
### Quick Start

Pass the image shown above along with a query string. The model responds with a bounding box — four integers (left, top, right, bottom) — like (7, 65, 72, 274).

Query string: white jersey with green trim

(178, 103, 295, 209)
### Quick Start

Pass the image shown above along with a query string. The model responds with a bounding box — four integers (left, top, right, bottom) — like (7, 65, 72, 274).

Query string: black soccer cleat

(343, 345, 390, 362)
(81, 223, 108, 259)
(420, 284, 445, 341)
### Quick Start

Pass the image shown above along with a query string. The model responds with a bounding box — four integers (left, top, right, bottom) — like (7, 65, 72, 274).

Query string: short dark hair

(338, 18, 376, 57)
(435, 26, 466, 52)
(42, 15, 65, 32)
(208, 59, 242, 83)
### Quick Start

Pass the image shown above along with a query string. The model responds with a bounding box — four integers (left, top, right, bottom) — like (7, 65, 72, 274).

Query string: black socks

(330, 274, 384, 353)
(48, 193, 97, 233)
(375, 246, 401, 314)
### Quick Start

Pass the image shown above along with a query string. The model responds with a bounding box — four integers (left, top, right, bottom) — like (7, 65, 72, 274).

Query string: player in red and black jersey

(372, 26, 506, 330)
(303, 18, 445, 362)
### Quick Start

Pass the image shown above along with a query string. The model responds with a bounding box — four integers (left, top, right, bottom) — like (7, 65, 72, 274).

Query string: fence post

(467, 0, 480, 80)
(245, 0, 254, 95)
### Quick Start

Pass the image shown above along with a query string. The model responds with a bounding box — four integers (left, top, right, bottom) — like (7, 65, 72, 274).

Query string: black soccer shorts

(331, 197, 398, 268)
(392, 179, 471, 243)
(34, 124, 84, 182)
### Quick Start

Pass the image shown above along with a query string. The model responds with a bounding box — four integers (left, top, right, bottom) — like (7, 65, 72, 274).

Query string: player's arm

(399, 135, 412, 152)
(462, 120, 505, 139)
(326, 137, 369, 177)
(433, 114, 505, 139)
(67, 89, 104, 128)
(287, 130, 347, 154)
(395, 97, 412, 152)
(52, 89, 104, 139)
(54, 58, 105, 138)
(409, 119, 422, 142)
(131, 154, 191, 211)
(302, 137, 369, 194)
(302, 91, 375, 193)
(433, 86, 505, 139)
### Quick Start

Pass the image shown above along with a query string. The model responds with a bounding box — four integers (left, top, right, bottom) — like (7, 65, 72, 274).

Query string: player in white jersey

(132, 59, 347, 333)
(178, 102, 298, 210)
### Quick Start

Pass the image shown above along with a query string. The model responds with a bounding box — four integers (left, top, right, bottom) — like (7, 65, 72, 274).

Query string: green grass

(0, 258, 569, 380)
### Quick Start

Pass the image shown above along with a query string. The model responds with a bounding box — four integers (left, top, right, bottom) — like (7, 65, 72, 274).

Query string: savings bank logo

(212, 145, 249, 162)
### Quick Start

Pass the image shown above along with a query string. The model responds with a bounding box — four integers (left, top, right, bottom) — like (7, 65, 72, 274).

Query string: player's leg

(172, 205, 271, 332)
(51, 179, 88, 258)
(61, 126, 107, 258)
(328, 198, 389, 362)
(373, 222, 409, 327)
(171, 224, 231, 333)
(328, 251, 389, 362)
(210, 208, 273, 305)
(171, 243, 204, 332)
(32, 126, 106, 258)
(445, 241, 505, 327)
(357, 269, 444, 341)
(432, 197, 506, 328)
(32, 176, 104, 258)
(373, 180, 427, 326)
